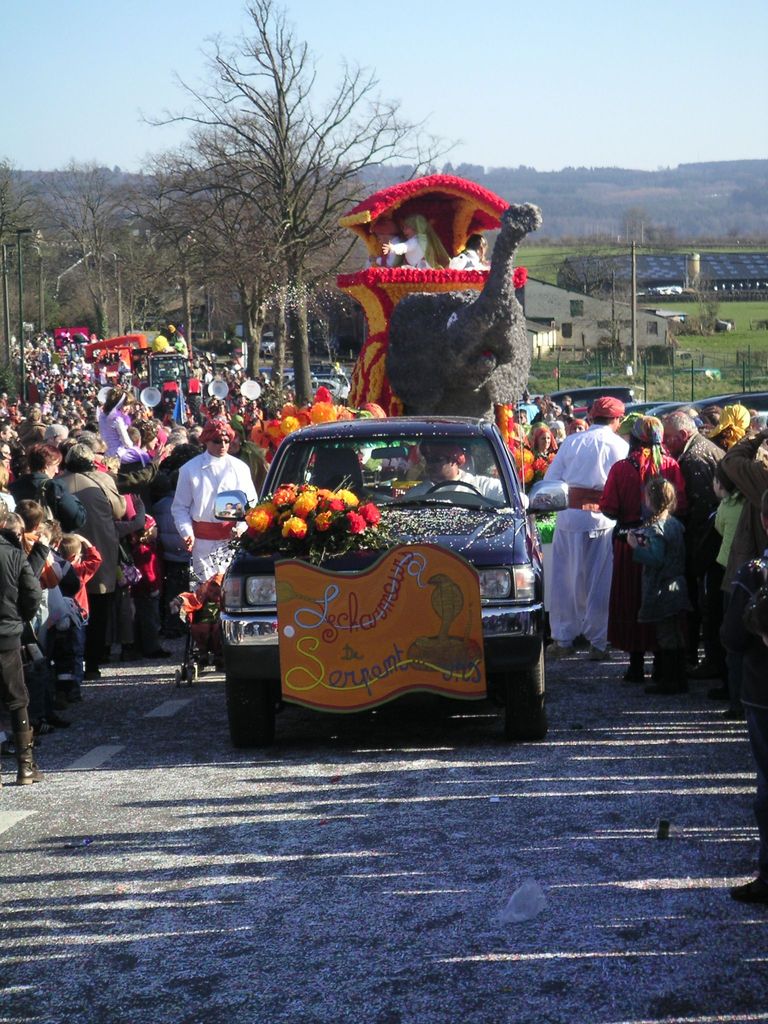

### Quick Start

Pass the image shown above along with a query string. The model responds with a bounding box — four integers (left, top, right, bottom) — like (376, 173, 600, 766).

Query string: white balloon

(241, 379, 262, 401)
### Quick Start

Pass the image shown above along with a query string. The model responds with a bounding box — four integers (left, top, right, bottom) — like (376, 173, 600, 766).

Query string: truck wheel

(503, 650, 547, 741)
(225, 675, 276, 747)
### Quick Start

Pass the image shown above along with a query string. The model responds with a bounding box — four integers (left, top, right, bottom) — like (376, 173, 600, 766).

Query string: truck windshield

(271, 434, 511, 509)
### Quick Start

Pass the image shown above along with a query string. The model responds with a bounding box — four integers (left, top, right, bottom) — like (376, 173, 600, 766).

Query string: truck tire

(225, 675, 276, 747)
(503, 650, 547, 741)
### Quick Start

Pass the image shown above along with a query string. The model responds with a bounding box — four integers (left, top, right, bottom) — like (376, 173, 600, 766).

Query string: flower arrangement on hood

(240, 483, 390, 564)
(250, 386, 386, 462)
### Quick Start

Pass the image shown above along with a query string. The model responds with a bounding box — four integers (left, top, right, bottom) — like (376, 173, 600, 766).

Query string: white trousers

(548, 528, 614, 650)
(191, 539, 233, 583)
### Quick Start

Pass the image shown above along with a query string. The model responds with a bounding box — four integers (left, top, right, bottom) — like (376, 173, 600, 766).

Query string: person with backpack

(9, 443, 86, 533)
(721, 487, 768, 906)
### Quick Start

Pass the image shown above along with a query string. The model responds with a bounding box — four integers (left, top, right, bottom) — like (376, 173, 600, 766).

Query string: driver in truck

(406, 440, 505, 501)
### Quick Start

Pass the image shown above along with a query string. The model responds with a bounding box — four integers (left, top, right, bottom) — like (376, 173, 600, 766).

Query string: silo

(686, 252, 701, 287)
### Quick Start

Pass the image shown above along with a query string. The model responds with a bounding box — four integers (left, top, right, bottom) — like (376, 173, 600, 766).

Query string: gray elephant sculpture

(386, 203, 542, 419)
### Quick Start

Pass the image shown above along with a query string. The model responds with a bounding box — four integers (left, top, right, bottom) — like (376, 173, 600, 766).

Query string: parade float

(338, 174, 539, 420)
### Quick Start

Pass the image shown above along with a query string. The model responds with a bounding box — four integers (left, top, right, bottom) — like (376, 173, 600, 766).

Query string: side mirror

(214, 489, 249, 521)
(528, 480, 568, 514)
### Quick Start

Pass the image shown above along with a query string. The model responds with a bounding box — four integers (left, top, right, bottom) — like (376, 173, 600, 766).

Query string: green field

(527, 298, 768, 403)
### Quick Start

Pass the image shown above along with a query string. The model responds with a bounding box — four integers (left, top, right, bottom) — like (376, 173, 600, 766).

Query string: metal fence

(530, 347, 768, 403)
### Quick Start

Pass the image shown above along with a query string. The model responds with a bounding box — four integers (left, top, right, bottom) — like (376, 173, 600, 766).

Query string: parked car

(549, 386, 639, 409)
(647, 391, 768, 418)
(217, 416, 563, 746)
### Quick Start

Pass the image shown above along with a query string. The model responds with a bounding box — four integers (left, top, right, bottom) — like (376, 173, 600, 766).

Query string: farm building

(559, 252, 768, 295)
(521, 278, 670, 356)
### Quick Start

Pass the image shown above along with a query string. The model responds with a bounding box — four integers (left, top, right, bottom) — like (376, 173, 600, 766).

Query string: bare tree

(155, 0, 443, 403)
(43, 163, 122, 337)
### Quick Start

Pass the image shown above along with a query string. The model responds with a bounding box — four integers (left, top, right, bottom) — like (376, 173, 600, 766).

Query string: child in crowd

(627, 476, 691, 695)
(54, 534, 102, 703)
(713, 463, 747, 719)
(129, 514, 170, 658)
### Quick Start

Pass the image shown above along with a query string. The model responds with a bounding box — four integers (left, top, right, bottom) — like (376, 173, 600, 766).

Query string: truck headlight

(246, 576, 277, 606)
(478, 568, 512, 599)
(223, 576, 242, 611)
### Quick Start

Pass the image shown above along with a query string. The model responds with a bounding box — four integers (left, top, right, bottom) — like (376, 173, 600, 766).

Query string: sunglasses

(210, 437, 230, 445)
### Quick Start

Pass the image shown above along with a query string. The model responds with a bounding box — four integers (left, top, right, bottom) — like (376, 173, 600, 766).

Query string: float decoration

(338, 174, 539, 419)
(241, 484, 391, 564)
(250, 386, 385, 462)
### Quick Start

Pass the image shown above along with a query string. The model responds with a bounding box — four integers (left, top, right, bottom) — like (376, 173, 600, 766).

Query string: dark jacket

(9, 472, 87, 532)
(676, 432, 723, 568)
(0, 532, 43, 650)
(721, 554, 768, 710)
(153, 495, 190, 565)
(720, 432, 768, 587)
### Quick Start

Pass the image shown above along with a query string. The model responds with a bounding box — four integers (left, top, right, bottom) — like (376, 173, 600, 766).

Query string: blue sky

(1, 0, 766, 173)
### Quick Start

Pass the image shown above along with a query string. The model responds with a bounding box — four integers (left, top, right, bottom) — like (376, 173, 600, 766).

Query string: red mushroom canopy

(340, 173, 507, 259)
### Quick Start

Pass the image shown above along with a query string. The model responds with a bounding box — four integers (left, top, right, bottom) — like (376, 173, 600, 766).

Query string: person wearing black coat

(0, 507, 44, 786)
(9, 443, 86, 533)
(721, 488, 768, 905)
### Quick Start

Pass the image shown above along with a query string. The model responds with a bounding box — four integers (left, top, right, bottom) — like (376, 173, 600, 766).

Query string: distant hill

(365, 160, 768, 241)
(19, 159, 768, 242)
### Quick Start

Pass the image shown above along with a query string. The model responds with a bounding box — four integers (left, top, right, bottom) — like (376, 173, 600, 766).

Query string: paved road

(1, 646, 766, 1024)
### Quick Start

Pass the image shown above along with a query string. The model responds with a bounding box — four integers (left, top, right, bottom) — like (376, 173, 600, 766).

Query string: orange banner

(275, 544, 486, 711)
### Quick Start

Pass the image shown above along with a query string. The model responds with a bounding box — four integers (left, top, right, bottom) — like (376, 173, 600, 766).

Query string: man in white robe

(172, 420, 257, 581)
(544, 397, 628, 660)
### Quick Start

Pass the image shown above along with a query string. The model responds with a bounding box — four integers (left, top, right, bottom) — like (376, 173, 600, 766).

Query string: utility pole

(113, 254, 123, 335)
(17, 227, 32, 402)
(630, 240, 638, 373)
(1, 244, 11, 363)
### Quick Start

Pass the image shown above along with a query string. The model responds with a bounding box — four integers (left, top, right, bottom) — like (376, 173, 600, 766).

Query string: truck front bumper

(221, 604, 544, 680)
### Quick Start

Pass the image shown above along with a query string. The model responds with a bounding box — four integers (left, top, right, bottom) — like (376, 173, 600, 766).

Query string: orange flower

(315, 511, 333, 532)
(281, 415, 301, 435)
(273, 484, 298, 506)
(282, 516, 308, 539)
(310, 401, 338, 424)
(245, 505, 276, 533)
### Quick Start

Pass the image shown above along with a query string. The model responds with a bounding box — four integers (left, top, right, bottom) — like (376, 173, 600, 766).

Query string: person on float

(98, 387, 136, 457)
(448, 234, 490, 271)
(381, 215, 450, 269)
(171, 419, 257, 580)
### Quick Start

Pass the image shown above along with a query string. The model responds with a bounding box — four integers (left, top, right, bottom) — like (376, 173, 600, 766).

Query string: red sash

(192, 520, 232, 541)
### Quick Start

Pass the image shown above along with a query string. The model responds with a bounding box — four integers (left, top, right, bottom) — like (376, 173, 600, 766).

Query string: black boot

(645, 650, 687, 695)
(624, 651, 645, 682)
(10, 708, 44, 786)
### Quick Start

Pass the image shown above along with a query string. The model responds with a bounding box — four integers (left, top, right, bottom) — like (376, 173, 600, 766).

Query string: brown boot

(14, 730, 44, 785)
(10, 709, 43, 786)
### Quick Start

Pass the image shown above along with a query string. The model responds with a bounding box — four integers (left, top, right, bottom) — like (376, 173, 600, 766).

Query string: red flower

(314, 386, 333, 404)
(359, 502, 381, 525)
(513, 266, 528, 289)
(328, 498, 346, 512)
(346, 511, 367, 534)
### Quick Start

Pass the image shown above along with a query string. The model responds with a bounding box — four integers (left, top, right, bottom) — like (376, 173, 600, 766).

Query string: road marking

(0, 811, 34, 836)
(144, 699, 192, 719)
(65, 745, 124, 771)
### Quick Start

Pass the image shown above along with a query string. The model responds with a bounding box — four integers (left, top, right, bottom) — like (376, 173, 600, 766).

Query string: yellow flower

(293, 491, 319, 518)
(282, 516, 308, 539)
(281, 415, 301, 435)
(334, 489, 359, 508)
